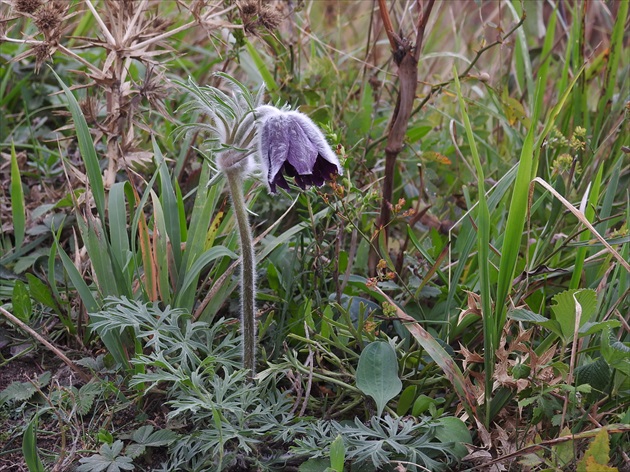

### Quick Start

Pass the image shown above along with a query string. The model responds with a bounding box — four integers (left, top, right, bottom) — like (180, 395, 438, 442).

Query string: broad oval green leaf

(12, 280, 31, 323)
(575, 358, 610, 392)
(551, 289, 597, 342)
(329, 434, 345, 472)
(356, 341, 402, 417)
(396, 385, 417, 416)
(434, 416, 472, 460)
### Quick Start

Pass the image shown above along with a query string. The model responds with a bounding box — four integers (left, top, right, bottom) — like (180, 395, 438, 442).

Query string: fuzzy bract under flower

(257, 106, 342, 193)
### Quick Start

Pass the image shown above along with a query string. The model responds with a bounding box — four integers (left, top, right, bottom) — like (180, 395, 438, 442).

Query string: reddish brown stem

(369, 0, 436, 275)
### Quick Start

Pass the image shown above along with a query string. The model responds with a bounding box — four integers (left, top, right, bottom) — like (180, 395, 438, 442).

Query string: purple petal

(312, 155, 340, 184)
(269, 171, 290, 193)
(287, 111, 342, 173)
(257, 106, 343, 193)
(260, 114, 290, 186)
(285, 119, 319, 175)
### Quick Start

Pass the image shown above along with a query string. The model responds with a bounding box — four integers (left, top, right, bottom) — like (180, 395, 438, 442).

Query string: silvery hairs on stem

(178, 74, 341, 379)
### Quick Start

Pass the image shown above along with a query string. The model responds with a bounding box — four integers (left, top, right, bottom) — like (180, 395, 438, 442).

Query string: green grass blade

(175, 163, 222, 309)
(86, 215, 123, 297)
(50, 68, 106, 225)
(10, 142, 25, 249)
(446, 164, 520, 324)
(453, 67, 493, 425)
(244, 39, 278, 93)
(496, 66, 586, 341)
(508, 1, 534, 107)
(150, 190, 172, 306)
(535, 7, 557, 119)
(596, 160, 621, 238)
(55, 239, 98, 313)
(54, 236, 128, 367)
(154, 137, 182, 269)
(493, 89, 539, 349)
(570, 2, 587, 129)
(22, 417, 45, 472)
(571, 164, 603, 289)
(108, 182, 132, 288)
(127, 163, 162, 300)
(593, 0, 628, 145)
(174, 180, 188, 242)
(178, 246, 237, 303)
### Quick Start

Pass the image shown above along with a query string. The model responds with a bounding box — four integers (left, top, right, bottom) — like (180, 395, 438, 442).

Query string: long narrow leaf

(50, 68, 106, 224)
(10, 142, 25, 248)
(55, 238, 129, 367)
(175, 163, 222, 309)
(453, 67, 493, 425)
(22, 417, 45, 472)
(178, 246, 237, 300)
(572, 164, 603, 289)
(496, 65, 587, 339)
(244, 40, 279, 93)
(108, 182, 133, 288)
(593, 0, 628, 145)
(507, 2, 534, 108)
(493, 82, 539, 346)
(534, 7, 557, 119)
(84, 214, 121, 297)
(154, 137, 182, 268)
(150, 190, 172, 305)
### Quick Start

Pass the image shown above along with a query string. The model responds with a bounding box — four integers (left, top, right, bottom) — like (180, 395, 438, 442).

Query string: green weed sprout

(178, 74, 341, 380)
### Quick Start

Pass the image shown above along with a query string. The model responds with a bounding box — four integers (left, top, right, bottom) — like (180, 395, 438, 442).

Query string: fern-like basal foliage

(89, 298, 461, 471)
(165, 376, 307, 471)
(292, 415, 456, 472)
(90, 296, 241, 375)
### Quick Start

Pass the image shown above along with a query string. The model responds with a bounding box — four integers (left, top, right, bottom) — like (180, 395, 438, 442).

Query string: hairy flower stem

(225, 169, 257, 381)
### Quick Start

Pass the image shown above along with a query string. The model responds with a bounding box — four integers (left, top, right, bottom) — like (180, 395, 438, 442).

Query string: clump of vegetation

(1, 1, 628, 471)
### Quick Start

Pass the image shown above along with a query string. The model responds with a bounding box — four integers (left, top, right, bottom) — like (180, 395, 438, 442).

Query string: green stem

(225, 169, 257, 380)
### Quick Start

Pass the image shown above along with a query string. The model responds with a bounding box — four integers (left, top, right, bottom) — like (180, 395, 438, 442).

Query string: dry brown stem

(368, 0, 436, 275)
(0, 306, 93, 384)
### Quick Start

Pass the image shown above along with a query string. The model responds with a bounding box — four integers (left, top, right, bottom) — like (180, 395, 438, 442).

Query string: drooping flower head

(256, 105, 342, 193)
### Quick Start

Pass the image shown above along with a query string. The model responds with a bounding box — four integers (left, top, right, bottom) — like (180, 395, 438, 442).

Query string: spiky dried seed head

(140, 66, 170, 116)
(150, 16, 170, 32)
(238, 0, 258, 17)
(0, 11, 10, 37)
(238, 0, 283, 35)
(80, 96, 100, 125)
(259, 4, 283, 30)
(33, 41, 52, 72)
(14, 0, 41, 14)
(34, 2, 63, 32)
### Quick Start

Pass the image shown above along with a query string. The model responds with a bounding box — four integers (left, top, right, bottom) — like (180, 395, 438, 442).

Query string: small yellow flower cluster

(381, 302, 398, 318)
(366, 259, 396, 289)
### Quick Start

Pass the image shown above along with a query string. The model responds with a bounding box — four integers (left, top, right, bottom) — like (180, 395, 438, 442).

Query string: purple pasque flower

(256, 106, 342, 193)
